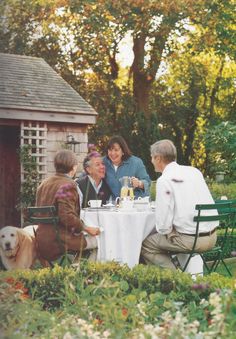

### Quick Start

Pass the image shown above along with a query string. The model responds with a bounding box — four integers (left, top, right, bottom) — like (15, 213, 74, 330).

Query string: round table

(81, 208, 155, 268)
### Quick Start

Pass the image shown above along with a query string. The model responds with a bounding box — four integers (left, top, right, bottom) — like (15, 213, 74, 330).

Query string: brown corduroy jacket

(36, 173, 86, 261)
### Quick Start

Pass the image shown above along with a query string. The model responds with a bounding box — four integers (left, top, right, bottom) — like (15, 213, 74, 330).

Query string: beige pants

(141, 229, 217, 270)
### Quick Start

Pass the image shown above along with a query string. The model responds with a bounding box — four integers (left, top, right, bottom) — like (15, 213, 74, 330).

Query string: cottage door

(0, 126, 21, 227)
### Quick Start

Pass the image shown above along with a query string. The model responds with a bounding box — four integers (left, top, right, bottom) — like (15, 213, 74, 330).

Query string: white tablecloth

(81, 208, 155, 268)
(81, 208, 203, 275)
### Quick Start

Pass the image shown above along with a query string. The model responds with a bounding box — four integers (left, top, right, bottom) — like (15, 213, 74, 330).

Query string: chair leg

(203, 253, 232, 277)
(182, 254, 193, 272)
(202, 261, 211, 274)
(212, 258, 232, 276)
(59, 254, 73, 267)
(220, 260, 232, 276)
(208, 259, 219, 273)
(200, 254, 212, 274)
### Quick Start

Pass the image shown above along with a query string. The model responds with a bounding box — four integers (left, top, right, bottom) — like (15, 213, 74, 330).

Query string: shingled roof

(0, 53, 97, 124)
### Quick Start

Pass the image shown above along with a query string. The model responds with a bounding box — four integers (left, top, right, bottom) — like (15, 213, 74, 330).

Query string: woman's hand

(84, 226, 100, 236)
(131, 176, 144, 189)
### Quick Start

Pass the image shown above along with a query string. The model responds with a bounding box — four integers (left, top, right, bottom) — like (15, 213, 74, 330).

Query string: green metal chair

(211, 199, 236, 272)
(27, 206, 76, 267)
(182, 201, 234, 276)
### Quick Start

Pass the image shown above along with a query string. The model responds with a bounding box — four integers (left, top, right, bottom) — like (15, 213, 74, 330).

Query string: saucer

(85, 206, 114, 211)
(103, 203, 115, 207)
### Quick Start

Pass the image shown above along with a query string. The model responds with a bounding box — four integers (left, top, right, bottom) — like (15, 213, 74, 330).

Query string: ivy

(17, 144, 40, 211)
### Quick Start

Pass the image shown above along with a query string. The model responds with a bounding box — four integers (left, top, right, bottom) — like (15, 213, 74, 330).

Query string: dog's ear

(17, 228, 26, 244)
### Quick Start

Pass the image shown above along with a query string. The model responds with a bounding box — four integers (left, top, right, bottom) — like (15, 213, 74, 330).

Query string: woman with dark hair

(103, 135, 151, 198)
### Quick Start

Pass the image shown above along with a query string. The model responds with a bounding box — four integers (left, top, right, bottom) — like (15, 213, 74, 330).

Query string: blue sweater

(103, 155, 151, 198)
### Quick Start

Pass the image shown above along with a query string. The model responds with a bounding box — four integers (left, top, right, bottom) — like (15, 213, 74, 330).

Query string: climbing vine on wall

(17, 144, 40, 211)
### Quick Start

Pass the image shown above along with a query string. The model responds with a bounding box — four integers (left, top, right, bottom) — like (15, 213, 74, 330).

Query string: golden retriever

(0, 225, 38, 270)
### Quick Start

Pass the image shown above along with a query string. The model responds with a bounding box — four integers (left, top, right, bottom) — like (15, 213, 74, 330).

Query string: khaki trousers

(141, 229, 217, 270)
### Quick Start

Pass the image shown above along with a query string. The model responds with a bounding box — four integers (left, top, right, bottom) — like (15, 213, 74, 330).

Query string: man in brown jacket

(36, 149, 99, 261)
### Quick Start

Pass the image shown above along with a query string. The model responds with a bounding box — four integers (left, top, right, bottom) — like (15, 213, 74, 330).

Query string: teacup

(88, 200, 102, 208)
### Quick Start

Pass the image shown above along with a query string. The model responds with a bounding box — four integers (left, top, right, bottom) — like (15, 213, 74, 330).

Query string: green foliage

(0, 276, 58, 338)
(150, 181, 236, 204)
(123, 111, 160, 179)
(209, 182, 236, 200)
(89, 102, 160, 179)
(205, 122, 236, 181)
(0, 263, 235, 338)
(17, 145, 40, 211)
(150, 180, 156, 201)
(2, 262, 234, 309)
(198, 0, 236, 59)
(152, 47, 236, 169)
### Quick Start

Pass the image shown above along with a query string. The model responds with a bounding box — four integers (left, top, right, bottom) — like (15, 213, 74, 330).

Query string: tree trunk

(131, 20, 177, 117)
(131, 33, 151, 116)
(209, 59, 224, 116)
(133, 73, 152, 115)
(184, 78, 201, 164)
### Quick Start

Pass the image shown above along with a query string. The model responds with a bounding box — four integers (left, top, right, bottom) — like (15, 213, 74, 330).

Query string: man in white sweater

(141, 139, 218, 270)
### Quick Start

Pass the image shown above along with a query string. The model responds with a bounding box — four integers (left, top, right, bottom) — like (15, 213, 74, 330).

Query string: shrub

(209, 182, 236, 200)
(1, 262, 234, 308)
(150, 182, 236, 202)
(205, 121, 236, 182)
(0, 263, 235, 338)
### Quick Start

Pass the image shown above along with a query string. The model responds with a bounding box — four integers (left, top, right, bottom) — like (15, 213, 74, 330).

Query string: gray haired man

(141, 139, 218, 270)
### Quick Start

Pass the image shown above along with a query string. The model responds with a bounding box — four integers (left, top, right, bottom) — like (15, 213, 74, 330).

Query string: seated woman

(75, 151, 112, 208)
(36, 149, 99, 262)
(103, 135, 151, 199)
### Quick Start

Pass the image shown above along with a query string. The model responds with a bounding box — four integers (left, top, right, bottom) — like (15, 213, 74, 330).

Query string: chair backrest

(214, 199, 236, 225)
(181, 201, 234, 273)
(194, 201, 233, 226)
(191, 201, 233, 254)
(214, 200, 236, 251)
(27, 206, 59, 226)
(27, 205, 66, 260)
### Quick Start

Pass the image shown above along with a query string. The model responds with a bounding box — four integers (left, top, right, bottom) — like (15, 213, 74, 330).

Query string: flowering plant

(4, 277, 29, 300)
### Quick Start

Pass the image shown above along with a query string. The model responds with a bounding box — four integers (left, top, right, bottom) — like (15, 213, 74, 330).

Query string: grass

(213, 259, 236, 277)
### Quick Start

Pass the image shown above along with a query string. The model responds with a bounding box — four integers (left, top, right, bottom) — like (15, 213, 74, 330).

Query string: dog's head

(0, 226, 20, 258)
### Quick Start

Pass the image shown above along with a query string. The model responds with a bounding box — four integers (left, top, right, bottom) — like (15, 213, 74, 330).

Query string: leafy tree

(0, 0, 217, 117)
(88, 89, 160, 179)
(192, 0, 236, 60)
(151, 40, 236, 170)
(66, 0, 213, 117)
(0, 0, 235, 178)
